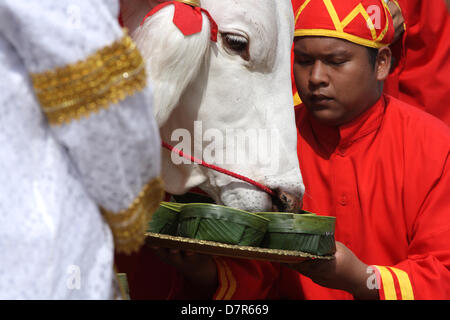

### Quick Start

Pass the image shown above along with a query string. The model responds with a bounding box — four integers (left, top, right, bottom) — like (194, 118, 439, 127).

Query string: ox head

(125, 0, 304, 212)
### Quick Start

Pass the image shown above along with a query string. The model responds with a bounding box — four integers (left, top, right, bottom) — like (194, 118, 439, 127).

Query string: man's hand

(151, 246, 218, 299)
(388, 1, 406, 44)
(285, 242, 380, 300)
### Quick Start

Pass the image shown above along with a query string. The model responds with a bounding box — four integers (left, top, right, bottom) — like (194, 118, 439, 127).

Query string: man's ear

(375, 47, 392, 81)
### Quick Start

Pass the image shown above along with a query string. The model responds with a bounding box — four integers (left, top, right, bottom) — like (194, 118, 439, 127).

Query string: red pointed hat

(293, 0, 394, 48)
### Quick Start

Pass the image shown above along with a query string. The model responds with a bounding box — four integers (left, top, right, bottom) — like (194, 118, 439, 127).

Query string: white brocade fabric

(0, 1, 161, 299)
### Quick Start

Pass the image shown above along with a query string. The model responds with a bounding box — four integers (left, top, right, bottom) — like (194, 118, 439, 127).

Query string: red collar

(304, 95, 386, 155)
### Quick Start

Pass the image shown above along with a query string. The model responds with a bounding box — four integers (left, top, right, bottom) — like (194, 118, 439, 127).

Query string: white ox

(121, 0, 304, 213)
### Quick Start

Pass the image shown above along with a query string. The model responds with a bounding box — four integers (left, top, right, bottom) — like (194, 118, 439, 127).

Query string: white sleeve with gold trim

(0, 0, 164, 254)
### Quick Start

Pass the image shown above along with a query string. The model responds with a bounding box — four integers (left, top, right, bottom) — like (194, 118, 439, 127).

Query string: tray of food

(145, 202, 336, 263)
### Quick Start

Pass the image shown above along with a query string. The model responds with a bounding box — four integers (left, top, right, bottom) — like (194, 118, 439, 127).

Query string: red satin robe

(384, 0, 450, 125)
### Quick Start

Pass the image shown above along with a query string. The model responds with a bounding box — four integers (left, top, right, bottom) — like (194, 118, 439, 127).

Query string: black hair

(366, 47, 378, 69)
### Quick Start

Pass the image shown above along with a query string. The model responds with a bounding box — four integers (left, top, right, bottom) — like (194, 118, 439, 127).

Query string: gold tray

(145, 232, 334, 263)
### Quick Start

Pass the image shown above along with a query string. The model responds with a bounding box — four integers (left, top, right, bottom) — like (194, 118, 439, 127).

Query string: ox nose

(271, 189, 303, 213)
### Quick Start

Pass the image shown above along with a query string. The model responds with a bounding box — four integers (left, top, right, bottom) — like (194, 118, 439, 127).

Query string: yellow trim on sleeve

(213, 258, 237, 300)
(213, 258, 229, 300)
(31, 29, 146, 126)
(374, 266, 397, 300)
(221, 259, 237, 300)
(389, 267, 414, 300)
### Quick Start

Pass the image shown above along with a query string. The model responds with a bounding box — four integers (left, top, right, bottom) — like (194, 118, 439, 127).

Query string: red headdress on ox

(141, 0, 218, 42)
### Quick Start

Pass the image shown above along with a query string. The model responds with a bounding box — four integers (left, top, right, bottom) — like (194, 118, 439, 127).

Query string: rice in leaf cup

(256, 211, 336, 256)
(177, 203, 269, 247)
(148, 201, 183, 235)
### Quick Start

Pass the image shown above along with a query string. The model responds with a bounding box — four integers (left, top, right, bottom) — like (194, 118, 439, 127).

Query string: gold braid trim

(31, 29, 146, 126)
(101, 177, 165, 255)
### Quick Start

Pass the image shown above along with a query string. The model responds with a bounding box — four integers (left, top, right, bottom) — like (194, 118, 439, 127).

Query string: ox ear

(131, 4, 211, 126)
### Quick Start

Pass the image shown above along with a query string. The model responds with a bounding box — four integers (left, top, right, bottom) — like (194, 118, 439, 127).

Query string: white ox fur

(123, 0, 304, 212)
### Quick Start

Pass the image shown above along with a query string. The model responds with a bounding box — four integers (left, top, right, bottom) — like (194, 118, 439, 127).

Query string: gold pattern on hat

(175, 0, 200, 7)
(294, 0, 392, 48)
(31, 29, 146, 126)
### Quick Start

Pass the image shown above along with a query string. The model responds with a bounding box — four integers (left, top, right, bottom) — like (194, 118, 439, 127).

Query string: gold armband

(101, 177, 165, 255)
(31, 30, 146, 125)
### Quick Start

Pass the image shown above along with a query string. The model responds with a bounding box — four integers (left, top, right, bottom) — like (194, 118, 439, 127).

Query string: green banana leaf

(147, 202, 183, 235)
(178, 203, 269, 247)
(257, 212, 336, 256)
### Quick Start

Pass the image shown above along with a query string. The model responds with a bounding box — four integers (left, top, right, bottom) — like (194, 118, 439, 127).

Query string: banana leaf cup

(177, 203, 269, 247)
(148, 201, 184, 235)
(256, 211, 336, 256)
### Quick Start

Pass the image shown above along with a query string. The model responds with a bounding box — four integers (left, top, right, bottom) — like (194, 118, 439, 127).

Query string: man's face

(293, 37, 382, 126)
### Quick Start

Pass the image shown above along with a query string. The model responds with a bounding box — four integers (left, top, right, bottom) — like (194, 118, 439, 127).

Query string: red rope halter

(162, 141, 276, 197)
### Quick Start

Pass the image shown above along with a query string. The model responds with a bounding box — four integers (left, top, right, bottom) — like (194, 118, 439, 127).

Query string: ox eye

(222, 33, 249, 60)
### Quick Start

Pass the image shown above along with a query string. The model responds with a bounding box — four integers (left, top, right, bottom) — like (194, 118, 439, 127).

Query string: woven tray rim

(145, 232, 334, 263)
